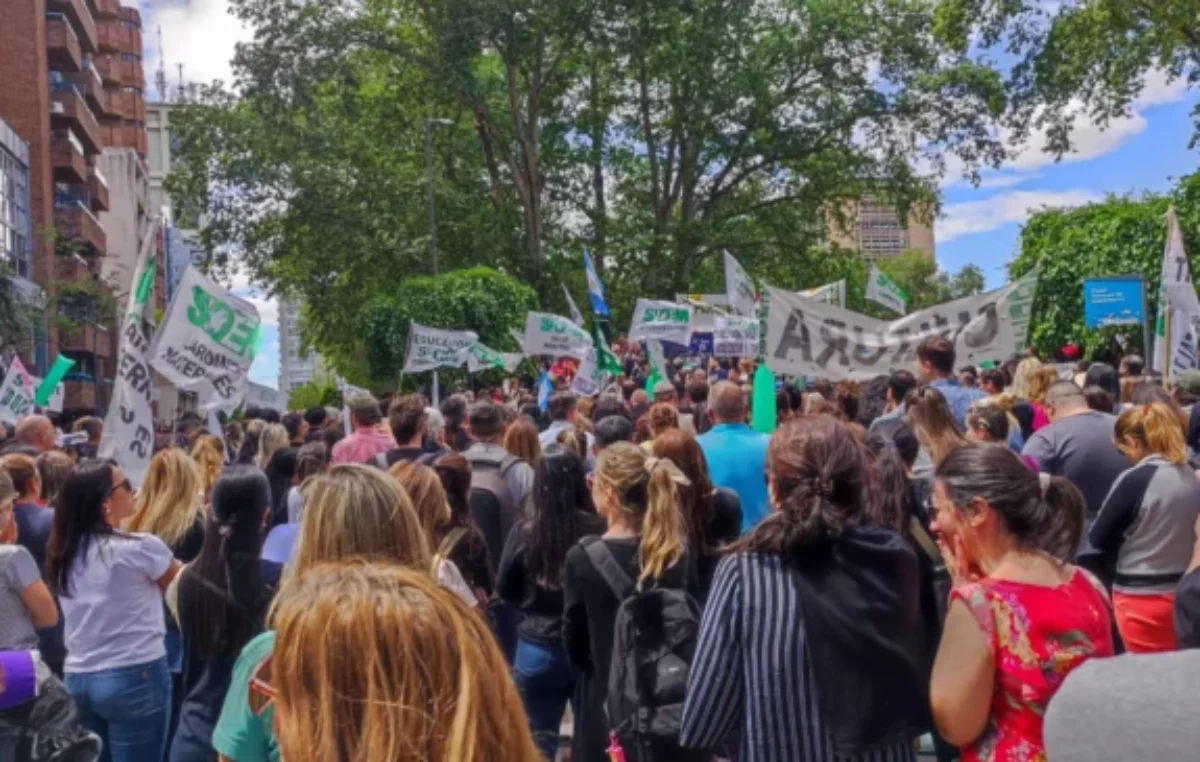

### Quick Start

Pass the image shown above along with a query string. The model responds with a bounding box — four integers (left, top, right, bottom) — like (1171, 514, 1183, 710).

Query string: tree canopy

(167, 0, 1012, 370)
(1010, 171, 1200, 358)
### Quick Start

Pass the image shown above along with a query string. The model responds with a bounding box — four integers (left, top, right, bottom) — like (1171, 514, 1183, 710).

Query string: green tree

(1009, 172, 1200, 357)
(287, 380, 343, 410)
(932, 0, 1200, 154)
(950, 264, 986, 298)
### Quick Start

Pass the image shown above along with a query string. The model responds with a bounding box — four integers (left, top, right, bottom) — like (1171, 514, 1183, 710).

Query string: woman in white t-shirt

(45, 460, 182, 762)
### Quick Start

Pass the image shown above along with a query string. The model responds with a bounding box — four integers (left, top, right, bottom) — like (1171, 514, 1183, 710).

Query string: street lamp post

(425, 117, 453, 405)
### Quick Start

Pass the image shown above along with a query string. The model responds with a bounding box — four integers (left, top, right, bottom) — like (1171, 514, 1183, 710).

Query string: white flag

(799, 280, 846, 308)
(98, 218, 161, 487)
(865, 264, 909, 315)
(403, 323, 478, 373)
(1153, 207, 1200, 375)
(724, 251, 757, 317)
(561, 284, 585, 327)
(149, 266, 261, 412)
(465, 342, 522, 373)
(629, 299, 694, 346)
(522, 312, 594, 360)
(0, 355, 36, 426)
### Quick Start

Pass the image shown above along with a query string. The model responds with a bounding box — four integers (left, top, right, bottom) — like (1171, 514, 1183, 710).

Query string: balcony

(54, 200, 107, 255)
(47, 0, 98, 54)
(60, 323, 113, 360)
(69, 62, 111, 115)
(108, 87, 145, 122)
(47, 14, 83, 72)
(92, 54, 142, 89)
(97, 19, 137, 54)
(51, 135, 88, 183)
(62, 380, 98, 412)
(89, 168, 109, 212)
(50, 85, 102, 154)
(103, 123, 146, 155)
(92, 0, 119, 18)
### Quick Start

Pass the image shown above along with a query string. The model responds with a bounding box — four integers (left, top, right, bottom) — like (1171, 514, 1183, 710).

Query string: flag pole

(1165, 301, 1173, 383)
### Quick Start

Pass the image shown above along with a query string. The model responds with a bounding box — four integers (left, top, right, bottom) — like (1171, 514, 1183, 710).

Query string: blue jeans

(65, 657, 171, 762)
(513, 639, 574, 761)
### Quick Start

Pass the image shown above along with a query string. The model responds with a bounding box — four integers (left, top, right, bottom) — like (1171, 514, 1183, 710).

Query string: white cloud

(142, 0, 249, 97)
(976, 172, 1040, 190)
(938, 189, 1101, 243)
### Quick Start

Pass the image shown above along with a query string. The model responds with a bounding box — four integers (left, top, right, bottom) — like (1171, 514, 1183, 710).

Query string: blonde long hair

(389, 461, 452, 548)
(593, 442, 689, 587)
(126, 448, 204, 548)
(191, 434, 225, 500)
(257, 423, 289, 471)
(1115, 402, 1187, 465)
(271, 562, 541, 762)
(292, 464, 430, 577)
(1010, 357, 1043, 401)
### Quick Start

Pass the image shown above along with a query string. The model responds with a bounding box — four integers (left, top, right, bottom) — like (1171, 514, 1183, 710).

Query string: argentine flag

(537, 371, 554, 411)
(584, 251, 610, 317)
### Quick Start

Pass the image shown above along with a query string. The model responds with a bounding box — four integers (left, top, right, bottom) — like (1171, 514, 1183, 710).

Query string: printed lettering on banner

(865, 264, 909, 315)
(764, 268, 1039, 381)
(404, 324, 479, 373)
(522, 312, 594, 361)
(712, 316, 760, 358)
(150, 267, 261, 411)
(628, 299, 694, 345)
(0, 356, 35, 425)
(571, 346, 604, 397)
(723, 252, 758, 317)
(465, 342, 522, 373)
(99, 219, 161, 488)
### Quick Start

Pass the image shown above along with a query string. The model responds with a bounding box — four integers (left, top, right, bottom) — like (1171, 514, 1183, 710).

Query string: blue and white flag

(562, 284, 585, 326)
(584, 251, 610, 316)
(537, 371, 554, 411)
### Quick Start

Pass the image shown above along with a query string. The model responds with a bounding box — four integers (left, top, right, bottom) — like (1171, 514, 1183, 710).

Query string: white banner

(724, 252, 757, 317)
(713, 315, 759, 358)
(1154, 207, 1200, 375)
(150, 266, 261, 412)
(28, 376, 65, 414)
(98, 218, 160, 487)
(0, 356, 35, 426)
(246, 381, 289, 412)
(764, 269, 1038, 380)
(799, 280, 846, 308)
(866, 264, 909, 315)
(404, 323, 478, 373)
(571, 346, 602, 397)
(522, 312, 594, 360)
(629, 299, 694, 345)
(562, 284, 585, 327)
(465, 342, 522, 373)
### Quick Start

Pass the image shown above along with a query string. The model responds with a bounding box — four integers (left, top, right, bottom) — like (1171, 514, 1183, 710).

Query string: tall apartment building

(0, 0, 160, 417)
(826, 196, 936, 260)
(279, 299, 326, 392)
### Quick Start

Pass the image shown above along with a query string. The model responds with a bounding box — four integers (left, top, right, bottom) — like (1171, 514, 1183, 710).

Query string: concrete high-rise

(826, 196, 936, 260)
(279, 299, 327, 392)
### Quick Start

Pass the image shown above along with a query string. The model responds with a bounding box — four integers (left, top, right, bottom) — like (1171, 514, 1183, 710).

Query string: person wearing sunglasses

(44, 460, 183, 762)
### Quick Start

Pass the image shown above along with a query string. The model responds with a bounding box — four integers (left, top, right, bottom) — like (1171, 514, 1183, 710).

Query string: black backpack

(583, 538, 702, 762)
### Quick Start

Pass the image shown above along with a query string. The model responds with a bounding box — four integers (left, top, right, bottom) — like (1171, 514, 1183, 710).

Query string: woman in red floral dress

(929, 445, 1114, 762)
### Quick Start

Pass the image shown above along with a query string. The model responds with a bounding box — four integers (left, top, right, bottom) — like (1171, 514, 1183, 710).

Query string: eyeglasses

(110, 479, 133, 496)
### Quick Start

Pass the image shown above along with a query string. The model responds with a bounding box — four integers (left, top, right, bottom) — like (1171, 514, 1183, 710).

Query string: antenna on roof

(155, 26, 168, 102)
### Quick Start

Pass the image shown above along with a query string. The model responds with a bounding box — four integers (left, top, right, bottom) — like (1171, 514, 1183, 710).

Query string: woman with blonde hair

(503, 417, 542, 468)
(126, 447, 206, 561)
(1091, 402, 1200, 652)
(647, 402, 679, 442)
(563, 442, 697, 762)
(1026, 365, 1060, 433)
(191, 433, 226, 502)
(270, 562, 541, 762)
(1010, 357, 1043, 401)
(905, 386, 968, 467)
(212, 464, 435, 762)
(255, 424, 289, 472)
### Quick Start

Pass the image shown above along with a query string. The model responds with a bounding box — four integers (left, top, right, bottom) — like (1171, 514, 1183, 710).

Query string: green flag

(591, 321, 622, 377)
(35, 354, 75, 407)
(750, 363, 777, 434)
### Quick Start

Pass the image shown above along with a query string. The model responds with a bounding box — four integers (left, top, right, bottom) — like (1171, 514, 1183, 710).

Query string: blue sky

(140, 0, 1200, 386)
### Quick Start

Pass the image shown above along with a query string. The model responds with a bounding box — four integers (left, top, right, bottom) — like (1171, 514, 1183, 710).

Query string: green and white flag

(629, 299, 694, 345)
(561, 284, 585, 327)
(522, 312, 593, 361)
(1153, 206, 1200, 376)
(465, 342, 522, 373)
(645, 339, 670, 399)
(865, 263, 909, 315)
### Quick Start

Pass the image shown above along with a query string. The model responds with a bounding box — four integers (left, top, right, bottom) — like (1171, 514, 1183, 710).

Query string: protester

(681, 416, 929, 762)
(390, 460, 489, 605)
(979, 368, 1006, 396)
(0, 469, 58, 651)
(269, 562, 541, 762)
(593, 415, 635, 453)
(1089, 402, 1200, 652)
(14, 415, 55, 454)
(905, 386, 968, 468)
(964, 400, 1010, 444)
(1021, 381, 1130, 584)
(929, 445, 1113, 760)
(1174, 516, 1200, 647)
(1119, 354, 1146, 402)
(190, 434, 226, 503)
(563, 442, 697, 762)
(330, 393, 393, 465)
(169, 466, 274, 762)
(126, 447, 206, 561)
(255, 423, 289, 471)
(1027, 364, 1061, 432)
(688, 381, 712, 435)
(423, 406, 449, 452)
(697, 381, 769, 532)
(869, 369, 918, 432)
(303, 406, 327, 434)
(46, 460, 182, 761)
(651, 429, 741, 602)
(71, 416, 103, 459)
(915, 337, 986, 428)
(498, 446, 606, 759)
(464, 402, 534, 569)
(440, 394, 471, 452)
(503, 417, 543, 469)
(377, 395, 441, 468)
(646, 402, 679, 442)
(36, 451, 73, 508)
(280, 412, 307, 447)
(539, 392, 596, 459)
(1083, 385, 1115, 414)
(1010, 357, 1043, 401)
(213, 464, 432, 762)
(1083, 362, 1121, 411)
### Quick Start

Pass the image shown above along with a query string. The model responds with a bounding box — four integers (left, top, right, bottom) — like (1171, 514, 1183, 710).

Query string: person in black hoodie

(498, 445, 605, 759)
(681, 415, 930, 762)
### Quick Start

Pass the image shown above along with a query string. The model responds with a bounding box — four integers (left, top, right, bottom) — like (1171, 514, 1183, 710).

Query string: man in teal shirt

(697, 382, 771, 533)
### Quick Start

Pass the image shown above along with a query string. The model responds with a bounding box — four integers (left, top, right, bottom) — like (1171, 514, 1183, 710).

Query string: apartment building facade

(826, 196, 936, 260)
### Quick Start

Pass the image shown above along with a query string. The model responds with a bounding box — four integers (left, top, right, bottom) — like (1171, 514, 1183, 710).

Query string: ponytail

(1038, 475, 1085, 563)
(638, 458, 688, 588)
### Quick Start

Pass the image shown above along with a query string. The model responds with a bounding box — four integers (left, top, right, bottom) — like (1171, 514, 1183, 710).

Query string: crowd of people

(1, 335, 1199, 761)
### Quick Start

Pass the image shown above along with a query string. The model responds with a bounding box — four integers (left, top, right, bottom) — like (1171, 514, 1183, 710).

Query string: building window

(0, 140, 33, 280)
(857, 198, 908, 257)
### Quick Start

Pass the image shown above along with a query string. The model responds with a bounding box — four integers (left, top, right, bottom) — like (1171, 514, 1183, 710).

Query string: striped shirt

(680, 552, 917, 762)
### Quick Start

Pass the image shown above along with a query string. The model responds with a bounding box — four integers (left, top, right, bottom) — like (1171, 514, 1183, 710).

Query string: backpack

(583, 538, 702, 762)
(372, 449, 440, 470)
(467, 453, 523, 573)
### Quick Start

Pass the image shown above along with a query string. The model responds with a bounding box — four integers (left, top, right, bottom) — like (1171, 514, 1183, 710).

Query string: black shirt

(378, 446, 446, 469)
(563, 536, 697, 762)
(497, 511, 607, 645)
(696, 489, 742, 603)
(1176, 566, 1200, 649)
